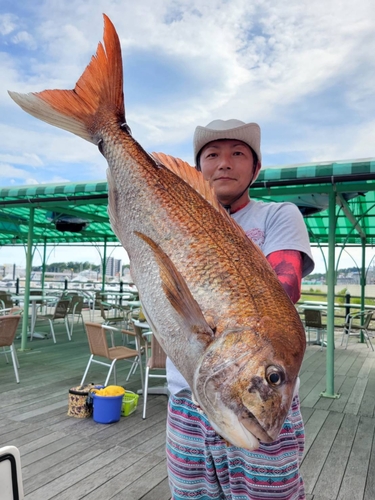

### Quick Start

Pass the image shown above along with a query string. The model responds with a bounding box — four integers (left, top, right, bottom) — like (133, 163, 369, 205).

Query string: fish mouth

(197, 396, 278, 449)
(238, 410, 276, 443)
(199, 395, 287, 448)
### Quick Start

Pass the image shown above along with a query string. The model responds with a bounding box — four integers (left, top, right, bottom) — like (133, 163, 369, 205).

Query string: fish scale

(8, 14, 306, 450)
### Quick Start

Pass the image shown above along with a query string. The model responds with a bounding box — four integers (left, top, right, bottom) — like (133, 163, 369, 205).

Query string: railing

(298, 291, 375, 331)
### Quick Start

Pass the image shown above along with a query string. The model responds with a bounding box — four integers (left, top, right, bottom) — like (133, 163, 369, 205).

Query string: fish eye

(266, 366, 284, 386)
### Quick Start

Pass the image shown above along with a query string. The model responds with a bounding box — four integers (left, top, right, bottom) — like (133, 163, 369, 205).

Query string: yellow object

(92, 385, 125, 397)
(121, 391, 139, 416)
(138, 307, 146, 322)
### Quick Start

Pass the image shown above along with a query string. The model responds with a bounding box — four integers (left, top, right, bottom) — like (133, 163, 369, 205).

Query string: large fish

(9, 15, 306, 450)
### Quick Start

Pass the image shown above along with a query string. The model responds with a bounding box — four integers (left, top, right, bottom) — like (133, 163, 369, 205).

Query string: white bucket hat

(193, 119, 262, 165)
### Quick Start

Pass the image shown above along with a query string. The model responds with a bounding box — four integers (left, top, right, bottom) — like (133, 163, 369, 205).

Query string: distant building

(106, 257, 122, 277)
(1, 263, 24, 279)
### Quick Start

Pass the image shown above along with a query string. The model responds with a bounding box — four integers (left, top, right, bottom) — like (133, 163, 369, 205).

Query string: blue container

(92, 393, 123, 424)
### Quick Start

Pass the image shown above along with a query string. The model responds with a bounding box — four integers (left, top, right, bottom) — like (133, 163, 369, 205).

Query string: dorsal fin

(151, 151, 253, 238)
(151, 152, 225, 213)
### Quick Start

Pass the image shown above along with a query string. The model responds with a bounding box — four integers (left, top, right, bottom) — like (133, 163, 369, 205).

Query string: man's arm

(266, 250, 303, 304)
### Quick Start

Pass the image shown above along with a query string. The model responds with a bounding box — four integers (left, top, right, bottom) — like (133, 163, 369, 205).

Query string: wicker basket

(67, 384, 96, 418)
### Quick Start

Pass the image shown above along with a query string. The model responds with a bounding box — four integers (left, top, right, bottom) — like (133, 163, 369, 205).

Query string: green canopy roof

(0, 181, 114, 245)
(252, 158, 375, 247)
(0, 157, 375, 248)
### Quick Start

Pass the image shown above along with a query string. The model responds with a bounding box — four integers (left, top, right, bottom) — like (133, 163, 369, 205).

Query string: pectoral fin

(134, 231, 215, 344)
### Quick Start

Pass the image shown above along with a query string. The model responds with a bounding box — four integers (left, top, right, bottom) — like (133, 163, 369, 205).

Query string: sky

(1, 0, 375, 273)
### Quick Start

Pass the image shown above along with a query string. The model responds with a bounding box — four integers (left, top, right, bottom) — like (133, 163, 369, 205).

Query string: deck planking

(0, 314, 375, 499)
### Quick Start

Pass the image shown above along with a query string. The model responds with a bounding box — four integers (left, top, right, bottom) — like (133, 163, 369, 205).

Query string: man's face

(199, 139, 259, 206)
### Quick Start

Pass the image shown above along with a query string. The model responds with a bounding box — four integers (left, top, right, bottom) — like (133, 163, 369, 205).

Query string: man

(166, 119, 314, 500)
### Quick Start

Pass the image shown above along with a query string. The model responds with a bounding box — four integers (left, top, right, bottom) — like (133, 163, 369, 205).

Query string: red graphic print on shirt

(245, 228, 265, 248)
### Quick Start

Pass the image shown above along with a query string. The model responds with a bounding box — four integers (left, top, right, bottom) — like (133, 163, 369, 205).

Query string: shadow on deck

(0, 316, 374, 499)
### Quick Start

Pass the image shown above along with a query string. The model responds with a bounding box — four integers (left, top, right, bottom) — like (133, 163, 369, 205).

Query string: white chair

(0, 314, 21, 383)
(34, 298, 71, 342)
(341, 309, 374, 351)
(66, 295, 84, 337)
(0, 292, 14, 311)
(0, 445, 24, 499)
(141, 331, 168, 419)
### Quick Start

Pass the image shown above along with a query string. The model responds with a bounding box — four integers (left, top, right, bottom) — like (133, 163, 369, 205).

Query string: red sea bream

(9, 15, 306, 450)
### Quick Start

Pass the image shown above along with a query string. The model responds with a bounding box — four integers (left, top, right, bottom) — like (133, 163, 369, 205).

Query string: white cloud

(0, 164, 38, 183)
(11, 30, 37, 49)
(0, 13, 16, 36)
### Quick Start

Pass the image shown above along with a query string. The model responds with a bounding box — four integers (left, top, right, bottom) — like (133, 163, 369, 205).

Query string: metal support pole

(20, 207, 35, 351)
(119, 280, 123, 305)
(101, 238, 107, 292)
(360, 238, 366, 343)
(41, 238, 47, 291)
(321, 189, 340, 399)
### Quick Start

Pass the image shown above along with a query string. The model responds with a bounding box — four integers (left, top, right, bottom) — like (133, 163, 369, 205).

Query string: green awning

(0, 181, 113, 245)
(252, 158, 375, 246)
(1, 158, 375, 248)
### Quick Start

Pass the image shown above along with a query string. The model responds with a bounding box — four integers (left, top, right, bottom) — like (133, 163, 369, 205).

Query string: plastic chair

(142, 331, 168, 419)
(341, 309, 374, 351)
(34, 298, 71, 343)
(81, 322, 143, 386)
(304, 309, 326, 350)
(0, 445, 24, 499)
(0, 292, 14, 310)
(0, 315, 21, 383)
(120, 325, 145, 385)
(66, 295, 84, 337)
(95, 297, 128, 328)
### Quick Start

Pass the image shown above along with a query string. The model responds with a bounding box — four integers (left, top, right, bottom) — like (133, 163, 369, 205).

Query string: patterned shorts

(166, 390, 305, 500)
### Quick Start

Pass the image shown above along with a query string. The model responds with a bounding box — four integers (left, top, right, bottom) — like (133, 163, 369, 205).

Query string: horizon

(1, 244, 375, 276)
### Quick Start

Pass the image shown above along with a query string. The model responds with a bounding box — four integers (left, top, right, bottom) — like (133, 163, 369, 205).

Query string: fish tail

(8, 14, 125, 144)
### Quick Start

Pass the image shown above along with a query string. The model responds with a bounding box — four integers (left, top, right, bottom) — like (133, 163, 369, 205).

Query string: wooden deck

(1, 314, 374, 499)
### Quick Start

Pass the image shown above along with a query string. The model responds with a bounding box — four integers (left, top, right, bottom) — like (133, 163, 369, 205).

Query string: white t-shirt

(167, 199, 314, 395)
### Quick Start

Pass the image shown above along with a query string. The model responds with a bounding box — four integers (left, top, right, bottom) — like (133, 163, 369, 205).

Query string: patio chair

(304, 309, 326, 350)
(81, 322, 142, 386)
(97, 299, 129, 328)
(127, 322, 149, 392)
(0, 315, 21, 383)
(66, 295, 84, 337)
(341, 309, 374, 351)
(0, 292, 14, 311)
(34, 298, 71, 343)
(142, 331, 167, 419)
(0, 445, 24, 499)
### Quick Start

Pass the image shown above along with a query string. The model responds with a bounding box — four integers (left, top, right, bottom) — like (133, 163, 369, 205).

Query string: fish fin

(8, 14, 125, 144)
(151, 152, 224, 213)
(134, 230, 215, 343)
(151, 152, 253, 243)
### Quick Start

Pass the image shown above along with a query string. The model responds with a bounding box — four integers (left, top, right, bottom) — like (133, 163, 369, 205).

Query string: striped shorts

(166, 390, 305, 500)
